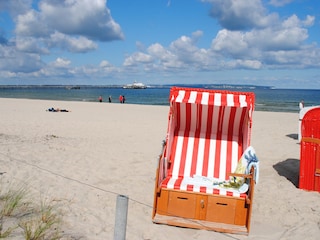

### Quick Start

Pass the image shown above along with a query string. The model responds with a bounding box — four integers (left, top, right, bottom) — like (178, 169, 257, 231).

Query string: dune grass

(0, 180, 64, 239)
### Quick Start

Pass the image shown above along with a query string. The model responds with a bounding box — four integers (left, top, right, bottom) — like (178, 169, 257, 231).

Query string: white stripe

(196, 102, 208, 175)
(231, 139, 239, 172)
(188, 91, 198, 103)
(172, 134, 184, 178)
(193, 185, 200, 193)
(219, 189, 227, 196)
(201, 92, 209, 105)
(219, 138, 228, 180)
(180, 181, 187, 191)
(239, 94, 247, 107)
(233, 192, 240, 198)
(231, 108, 243, 171)
(227, 94, 234, 106)
(166, 178, 176, 189)
(219, 107, 230, 179)
(184, 134, 195, 176)
(196, 134, 205, 176)
(214, 93, 221, 105)
(207, 138, 216, 177)
(207, 106, 220, 177)
(176, 90, 185, 102)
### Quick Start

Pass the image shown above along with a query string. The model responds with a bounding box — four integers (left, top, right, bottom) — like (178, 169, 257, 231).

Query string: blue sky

(0, 0, 319, 88)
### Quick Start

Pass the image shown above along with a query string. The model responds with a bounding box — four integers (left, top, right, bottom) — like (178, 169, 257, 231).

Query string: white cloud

(147, 43, 175, 61)
(210, 12, 316, 68)
(49, 32, 97, 53)
(226, 59, 262, 69)
(303, 15, 315, 27)
(13, 0, 123, 54)
(51, 58, 71, 68)
(0, 0, 32, 16)
(123, 8, 319, 73)
(15, 37, 49, 54)
(123, 52, 153, 66)
(268, 0, 293, 7)
(99, 60, 111, 68)
(0, 44, 43, 73)
(15, 9, 49, 37)
(39, 0, 124, 41)
(204, 0, 278, 30)
(211, 30, 249, 56)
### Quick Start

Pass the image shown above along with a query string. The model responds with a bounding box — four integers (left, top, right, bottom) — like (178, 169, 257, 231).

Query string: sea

(0, 84, 319, 113)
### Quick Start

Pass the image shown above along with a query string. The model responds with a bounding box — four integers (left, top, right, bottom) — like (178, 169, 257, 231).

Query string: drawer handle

(200, 199, 205, 209)
(177, 197, 188, 200)
(216, 202, 228, 206)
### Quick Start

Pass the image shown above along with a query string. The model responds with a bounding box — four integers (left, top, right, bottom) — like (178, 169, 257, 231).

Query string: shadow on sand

(273, 158, 300, 188)
(286, 133, 298, 140)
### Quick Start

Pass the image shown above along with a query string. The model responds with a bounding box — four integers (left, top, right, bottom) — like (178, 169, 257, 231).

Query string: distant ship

(123, 81, 147, 89)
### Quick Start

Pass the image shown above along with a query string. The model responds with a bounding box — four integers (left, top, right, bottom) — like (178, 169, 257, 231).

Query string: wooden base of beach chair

(152, 189, 252, 235)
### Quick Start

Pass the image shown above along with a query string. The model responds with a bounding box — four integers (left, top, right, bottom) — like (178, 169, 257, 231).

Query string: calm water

(0, 85, 319, 113)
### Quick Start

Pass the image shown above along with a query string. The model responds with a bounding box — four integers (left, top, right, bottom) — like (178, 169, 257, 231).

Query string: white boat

(123, 81, 147, 89)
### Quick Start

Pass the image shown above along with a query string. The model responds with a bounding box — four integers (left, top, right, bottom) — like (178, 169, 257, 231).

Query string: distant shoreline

(0, 86, 319, 113)
(0, 84, 319, 90)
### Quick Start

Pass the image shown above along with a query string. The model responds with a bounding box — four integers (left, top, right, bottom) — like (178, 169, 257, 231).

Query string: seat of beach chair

(160, 141, 258, 198)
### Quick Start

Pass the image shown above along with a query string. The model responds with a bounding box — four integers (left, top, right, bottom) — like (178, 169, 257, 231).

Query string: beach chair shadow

(286, 133, 298, 140)
(152, 87, 258, 235)
(273, 158, 299, 188)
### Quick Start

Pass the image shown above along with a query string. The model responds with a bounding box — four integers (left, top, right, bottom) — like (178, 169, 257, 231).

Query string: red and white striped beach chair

(152, 87, 256, 234)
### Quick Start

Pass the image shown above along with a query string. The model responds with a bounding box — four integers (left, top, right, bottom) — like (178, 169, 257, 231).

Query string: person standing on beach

(299, 100, 304, 110)
(108, 95, 112, 103)
(119, 95, 123, 103)
(98, 96, 103, 102)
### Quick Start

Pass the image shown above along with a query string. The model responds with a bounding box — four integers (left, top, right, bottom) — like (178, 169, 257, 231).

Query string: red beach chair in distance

(152, 87, 257, 234)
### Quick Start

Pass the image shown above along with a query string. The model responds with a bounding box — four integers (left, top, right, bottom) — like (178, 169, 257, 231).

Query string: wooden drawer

(206, 196, 237, 224)
(167, 191, 197, 219)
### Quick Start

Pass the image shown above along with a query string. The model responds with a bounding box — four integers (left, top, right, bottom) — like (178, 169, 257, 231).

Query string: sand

(0, 98, 320, 239)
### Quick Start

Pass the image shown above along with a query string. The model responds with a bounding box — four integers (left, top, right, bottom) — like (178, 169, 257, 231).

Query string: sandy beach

(1, 98, 320, 239)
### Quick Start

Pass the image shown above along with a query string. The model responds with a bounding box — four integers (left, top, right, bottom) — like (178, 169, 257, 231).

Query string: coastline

(1, 98, 320, 239)
(1, 86, 320, 112)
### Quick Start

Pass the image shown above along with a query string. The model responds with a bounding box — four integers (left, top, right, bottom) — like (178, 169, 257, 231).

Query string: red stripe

(183, 90, 191, 103)
(213, 189, 220, 195)
(233, 94, 240, 107)
(173, 178, 183, 190)
(226, 191, 233, 197)
(200, 186, 206, 193)
(190, 133, 199, 176)
(161, 177, 170, 187)
(162, 177, 247, 198)
(176, 102, 181, 131)
(187, 184, 194, 191)
(190, 103, 202, 176)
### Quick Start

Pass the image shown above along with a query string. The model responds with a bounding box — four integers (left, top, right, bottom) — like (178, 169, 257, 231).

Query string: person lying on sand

(47, 107, 70, 112)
